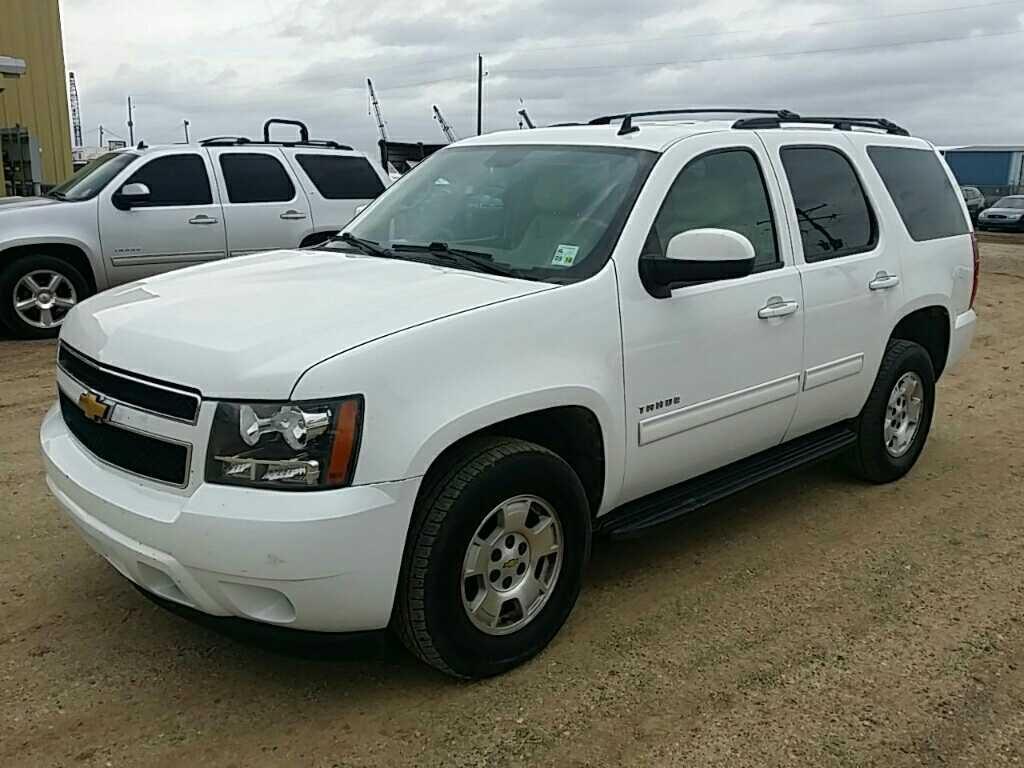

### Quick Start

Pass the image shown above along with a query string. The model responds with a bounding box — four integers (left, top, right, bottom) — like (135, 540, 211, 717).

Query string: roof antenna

(618, 114, 640, 136)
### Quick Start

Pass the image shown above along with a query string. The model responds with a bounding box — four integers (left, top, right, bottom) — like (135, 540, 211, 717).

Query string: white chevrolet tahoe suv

(1, 120, 388, 339)
(41, 109, 978, 679)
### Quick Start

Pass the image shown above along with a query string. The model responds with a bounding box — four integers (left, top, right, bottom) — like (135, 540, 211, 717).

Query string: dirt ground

(2, 236, 1023, 768)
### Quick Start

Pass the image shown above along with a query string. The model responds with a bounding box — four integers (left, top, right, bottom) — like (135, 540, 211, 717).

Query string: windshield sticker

(551, 244, 579, 267)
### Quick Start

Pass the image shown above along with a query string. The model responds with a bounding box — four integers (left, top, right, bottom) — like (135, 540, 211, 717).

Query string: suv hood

(61, 249, 552, 398)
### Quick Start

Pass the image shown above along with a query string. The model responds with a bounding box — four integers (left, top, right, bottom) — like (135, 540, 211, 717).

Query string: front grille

(58, 344, 201, 422)
(59, 392, 190, 486)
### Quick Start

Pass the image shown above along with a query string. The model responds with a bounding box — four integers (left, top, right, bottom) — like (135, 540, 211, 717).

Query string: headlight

(205, 397, 363, 490)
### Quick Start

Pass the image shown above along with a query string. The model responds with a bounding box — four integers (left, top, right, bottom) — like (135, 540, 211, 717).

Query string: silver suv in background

(0, 120, 389, 338)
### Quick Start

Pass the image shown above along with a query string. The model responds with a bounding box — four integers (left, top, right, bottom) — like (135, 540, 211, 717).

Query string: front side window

(346, 145, 657, 283)
(867, 146, 969, 241)
(49, 152, 139, 202)
(780, 146, 876, 262)
(124, 154, 213, 207)
(219, 153, 295, 203)
(644, 149, 780, 271)
(296, 154, 385, 199)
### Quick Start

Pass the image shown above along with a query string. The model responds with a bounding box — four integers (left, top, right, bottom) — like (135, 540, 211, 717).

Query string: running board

(597, 424, 857, 538)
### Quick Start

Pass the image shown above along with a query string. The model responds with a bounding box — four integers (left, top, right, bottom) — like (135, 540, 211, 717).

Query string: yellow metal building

(0, 0, 73, 196)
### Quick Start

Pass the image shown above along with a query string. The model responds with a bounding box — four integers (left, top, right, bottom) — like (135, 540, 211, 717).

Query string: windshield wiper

(324, 232, 395, 258)
(391, 242, 521, 278)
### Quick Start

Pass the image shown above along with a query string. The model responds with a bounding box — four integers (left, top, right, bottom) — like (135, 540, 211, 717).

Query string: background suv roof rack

(198, 118, 354, 150)
(733, 115, 909, 136)
(589, 109, 800, 136)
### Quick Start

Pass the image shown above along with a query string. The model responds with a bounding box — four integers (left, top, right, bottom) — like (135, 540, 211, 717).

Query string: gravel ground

(1, 238, 1022, 767)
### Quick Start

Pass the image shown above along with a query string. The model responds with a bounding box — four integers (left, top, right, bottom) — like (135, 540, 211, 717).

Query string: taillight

(970, 232, 980, 309)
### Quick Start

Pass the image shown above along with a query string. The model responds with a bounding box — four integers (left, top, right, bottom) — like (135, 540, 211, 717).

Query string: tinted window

(645, 149, 779, 270)
(219, 153, 295, 203)
(868, 146, 969, 241)
(780, 147, 876, 261)
(296, 154, 385, 199)
(124, 154, 212, 207)
(50, 152, 139, 201)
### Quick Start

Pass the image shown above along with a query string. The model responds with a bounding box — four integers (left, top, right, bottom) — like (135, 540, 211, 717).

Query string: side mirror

(113, 182, 151, 210)
(640, 228, 756, 298)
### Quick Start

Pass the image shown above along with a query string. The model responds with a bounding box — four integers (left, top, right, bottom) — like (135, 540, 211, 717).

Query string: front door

(99, 152, 227, 283)
(209, 148, 313, 257)
(617, 134, 805, 503)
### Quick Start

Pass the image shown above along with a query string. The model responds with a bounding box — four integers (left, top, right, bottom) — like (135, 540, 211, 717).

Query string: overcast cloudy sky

(61, 0, 1023, 156)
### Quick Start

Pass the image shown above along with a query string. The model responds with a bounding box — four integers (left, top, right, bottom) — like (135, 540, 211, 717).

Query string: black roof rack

(733, 115, 909, 136)
(198, 119, 354, 150)
(589, 109, 799, 136)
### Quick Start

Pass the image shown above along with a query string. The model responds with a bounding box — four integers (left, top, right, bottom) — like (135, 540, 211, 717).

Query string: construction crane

(68, 72, 83, 148)
(367, 78, 387, 142)
(433, 105, 457, 143)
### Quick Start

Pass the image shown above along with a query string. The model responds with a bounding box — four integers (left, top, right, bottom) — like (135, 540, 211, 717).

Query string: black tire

(850, 339, 935, 484)
(394, 437, 591, 679)
(0, 254, 90, 339)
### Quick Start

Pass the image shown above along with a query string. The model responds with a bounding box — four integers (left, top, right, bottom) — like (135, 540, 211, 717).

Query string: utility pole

(183, 119, 190, 143)
(433, 105, 457, 143)
(367, 78, 387, 142)
(98, 124, 104, 148)
(127, 96, 135, 145)
(476, 54, 484, 136)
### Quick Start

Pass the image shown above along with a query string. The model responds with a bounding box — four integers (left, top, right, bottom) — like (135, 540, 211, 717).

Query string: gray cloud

(61, 0, 1024, 158)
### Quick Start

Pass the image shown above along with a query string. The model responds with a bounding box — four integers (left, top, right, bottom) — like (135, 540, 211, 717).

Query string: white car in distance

(42, 109, 978, 678)
(0, 119, 388, 338)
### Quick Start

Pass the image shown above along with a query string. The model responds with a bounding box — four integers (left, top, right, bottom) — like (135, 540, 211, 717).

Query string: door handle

(280, 210, 308, 220)
(758, 297, 800, 320)
(869, 271, 901, 291)
(189, 215, 219, 225)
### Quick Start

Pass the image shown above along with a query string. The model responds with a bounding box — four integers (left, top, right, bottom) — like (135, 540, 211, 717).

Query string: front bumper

(41, 405, 420, 632)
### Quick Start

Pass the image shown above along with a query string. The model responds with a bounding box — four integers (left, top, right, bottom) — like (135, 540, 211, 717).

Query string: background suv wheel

(0, 254, 89, 339)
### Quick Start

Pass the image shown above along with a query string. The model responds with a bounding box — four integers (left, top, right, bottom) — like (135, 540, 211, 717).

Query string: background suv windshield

(49, 152, 138, 201)
(347, 145, 656, 281)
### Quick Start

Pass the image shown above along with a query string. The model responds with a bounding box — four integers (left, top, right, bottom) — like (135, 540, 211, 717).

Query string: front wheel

(0, 255, 89, 339)
(394, 437, 591, 678)
(850, 339, 936, 483)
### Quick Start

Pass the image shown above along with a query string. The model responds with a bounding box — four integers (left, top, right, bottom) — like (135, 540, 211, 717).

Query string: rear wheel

(394, 437, 591, 678)
(0, 255, 89, 339)
(850, 339, 935, 483)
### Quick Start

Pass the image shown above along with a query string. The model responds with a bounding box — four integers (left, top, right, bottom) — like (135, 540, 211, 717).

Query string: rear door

(99, 152, 227, 283)
(209, 148, 313, 257)
(286, 151, 388, 233)
(758, 131, 904, 439)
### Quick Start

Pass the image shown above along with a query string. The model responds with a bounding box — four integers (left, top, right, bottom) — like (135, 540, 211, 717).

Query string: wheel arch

(888, 301, 951, 380)
(0, 241, 100, 294)
(412, 398, 610, 518)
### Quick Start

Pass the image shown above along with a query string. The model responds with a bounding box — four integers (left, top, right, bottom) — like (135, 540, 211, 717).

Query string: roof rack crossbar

(198, 136, 353, 150)
(733, 115, 909, 136)
(589, 108, 799, 126)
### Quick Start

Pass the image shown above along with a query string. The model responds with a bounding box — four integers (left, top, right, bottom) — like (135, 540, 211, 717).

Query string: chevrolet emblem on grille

(78, 391, 111, 423)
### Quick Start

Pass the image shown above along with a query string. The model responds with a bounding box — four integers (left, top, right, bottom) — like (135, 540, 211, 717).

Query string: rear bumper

(41, 405, 420, 632)
(946, 309, 977, 373)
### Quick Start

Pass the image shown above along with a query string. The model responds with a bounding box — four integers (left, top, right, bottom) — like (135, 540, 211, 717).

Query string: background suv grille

(59, 392, 190, 486)
(58, 344, 201, 422)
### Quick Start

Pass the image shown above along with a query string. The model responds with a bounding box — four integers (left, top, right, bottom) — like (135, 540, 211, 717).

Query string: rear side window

(780, 146, 876, 262)
(125, 154, 212, 207)
(295, 154, 386, 199)
(646, 149, 780, 271)
(219, 153, 295, 204)
(867, 146, 969, 241)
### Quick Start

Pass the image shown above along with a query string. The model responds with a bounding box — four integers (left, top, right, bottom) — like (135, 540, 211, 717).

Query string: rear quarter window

(867, 146, 969, 241)
(295, 154, 386, 200)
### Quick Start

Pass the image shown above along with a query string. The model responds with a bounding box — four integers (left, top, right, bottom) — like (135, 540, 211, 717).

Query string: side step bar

(597, 424, 858, 538)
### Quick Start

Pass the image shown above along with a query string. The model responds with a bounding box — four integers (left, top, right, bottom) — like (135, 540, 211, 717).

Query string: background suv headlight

(205, 397, 363, 490)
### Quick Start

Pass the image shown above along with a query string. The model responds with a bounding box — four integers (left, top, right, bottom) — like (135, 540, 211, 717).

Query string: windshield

(993, 197, 1024, 209)
(49, 152, 138, 201)
(344, 145, 657, 282)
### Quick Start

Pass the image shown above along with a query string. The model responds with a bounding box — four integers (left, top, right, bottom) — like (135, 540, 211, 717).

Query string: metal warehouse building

(941, 145, 1024, 201)
(0, 0, 73, 196)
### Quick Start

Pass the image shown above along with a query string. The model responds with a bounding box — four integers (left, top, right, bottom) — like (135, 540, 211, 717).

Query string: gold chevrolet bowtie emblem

(78, 391, 111, 423)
